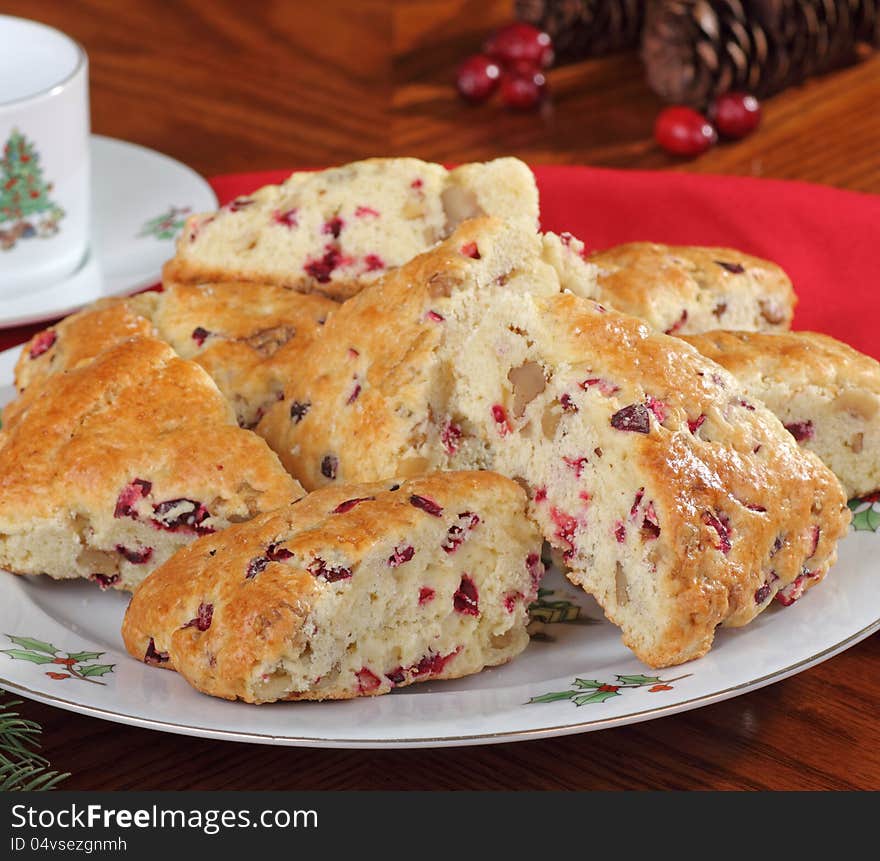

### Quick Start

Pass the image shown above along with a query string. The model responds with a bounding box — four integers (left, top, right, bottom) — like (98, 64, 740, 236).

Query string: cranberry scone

(163, 157, 539, 301)
(12, 298, 156, 398)
(258, 217, 849, 667)
(139, 281, 338, 428)
(544, 236, 796, 335)
(122, 471, 543, 702)
(0, 337, 303, 591)
(11, 282, 338, 430)
(682, 330, 880, 497)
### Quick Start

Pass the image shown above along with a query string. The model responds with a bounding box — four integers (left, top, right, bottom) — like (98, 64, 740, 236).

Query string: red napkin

(5, 168, 879, 360)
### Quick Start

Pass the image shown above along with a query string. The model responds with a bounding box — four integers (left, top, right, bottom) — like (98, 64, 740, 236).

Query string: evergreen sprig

(0, 691, 68, 791)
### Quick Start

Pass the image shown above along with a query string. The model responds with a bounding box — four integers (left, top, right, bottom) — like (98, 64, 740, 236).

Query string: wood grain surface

(2, 0, 879, 791)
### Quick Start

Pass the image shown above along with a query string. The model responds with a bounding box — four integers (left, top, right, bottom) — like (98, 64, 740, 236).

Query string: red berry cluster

(654, 93, 762, 157)
(456, 23, 553, 111)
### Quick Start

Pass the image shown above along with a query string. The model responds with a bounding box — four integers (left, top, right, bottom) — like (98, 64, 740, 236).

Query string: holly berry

(455, 54, 501, 103)
(711, 92, 762, 139)
(654, 106, 717, 157)
(485, 22, 554, 69)
(500, 69, 547, 111)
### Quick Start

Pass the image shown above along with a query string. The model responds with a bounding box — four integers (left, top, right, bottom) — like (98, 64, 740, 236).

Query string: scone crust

(588, 242, 796, 334)
(12, 297, 156, 400)
(682, 329, 880, 496)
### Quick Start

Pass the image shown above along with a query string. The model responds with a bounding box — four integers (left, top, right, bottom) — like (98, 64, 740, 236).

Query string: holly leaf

(572, 678, 605, 689)
(0, 650, 57, 665)
(528, 690, 578, 704)
(65, 651, 104, 663)
(616, 674, 665, 686)
(78, 664, 114, 678)
(4, 636, 57, 655)
(573, 690, 621, 706)
(851, 506, 880, 533)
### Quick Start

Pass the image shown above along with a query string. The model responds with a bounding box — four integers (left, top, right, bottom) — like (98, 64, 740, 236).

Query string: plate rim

(2, 613, 877, 749)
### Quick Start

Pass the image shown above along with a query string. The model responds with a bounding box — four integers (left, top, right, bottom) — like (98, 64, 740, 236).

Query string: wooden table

(3, 0, 879, 790)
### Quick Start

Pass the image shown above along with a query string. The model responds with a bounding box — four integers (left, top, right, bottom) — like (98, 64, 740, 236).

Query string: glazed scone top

(681, 330, 880, 394)
(585, 241, 796, 334)
(0, 336, 303, 526)
(11, 283, 339, 430)
(13, 298, 156, 397)
(140, 280, 338, 427)
(165, 157, 540, 300)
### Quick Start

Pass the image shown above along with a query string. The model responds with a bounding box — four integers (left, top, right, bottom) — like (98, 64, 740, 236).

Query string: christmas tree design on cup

(0, 128, 65, 251)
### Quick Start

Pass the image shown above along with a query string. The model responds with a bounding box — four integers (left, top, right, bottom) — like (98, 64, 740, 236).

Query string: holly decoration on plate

(455, 22, 553, 111)
(1, 635, 115, 685)
(848, 493, 880, 532)
(529, 673, 691, 706)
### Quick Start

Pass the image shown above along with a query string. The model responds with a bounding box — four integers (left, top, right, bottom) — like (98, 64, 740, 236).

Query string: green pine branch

(0, 690, 68, 791)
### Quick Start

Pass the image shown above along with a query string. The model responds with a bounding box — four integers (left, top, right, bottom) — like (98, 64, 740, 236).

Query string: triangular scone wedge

(542, 235, 796, 335)
(11, 281, 338, 430)
(0, 337, 303, 591)
(681, 329, 880, 498)
(163, 157, 539, 300)
(258, 217, 849, 667)
(122, 472, 543, 703)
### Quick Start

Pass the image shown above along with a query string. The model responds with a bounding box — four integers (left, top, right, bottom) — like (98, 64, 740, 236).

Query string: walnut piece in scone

(163, 157, 539, 301)
(682, 330, 880, 498)
(0, 337, 303, 592)
(544, 236, 796, 335)
(122, 471, 543, 703)
(258, 217, 849, 668)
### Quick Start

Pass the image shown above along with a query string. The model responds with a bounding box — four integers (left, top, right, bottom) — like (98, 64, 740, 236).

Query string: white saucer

(0, 134, 217, 328)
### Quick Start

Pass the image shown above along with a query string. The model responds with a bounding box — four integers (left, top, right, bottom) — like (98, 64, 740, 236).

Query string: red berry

(499, 70, 547, 110)
(654, 107, 717, 157)
(711, 92, 761, 139)
(456, 54, 501, 103)
(485, 22, 554, 69)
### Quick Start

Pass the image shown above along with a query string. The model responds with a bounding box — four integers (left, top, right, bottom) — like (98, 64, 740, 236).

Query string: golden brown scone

(163, 157, 539, 301)
(258, 217, 849, 668)
(0, 337, 303, 592)
(12, 297, 156, 397)
(547, 238, 796, 335)
(142, 280, 338, 427)
(682, 330, 880, 498)
(122, 471, 544, 703)
(10, 281, 338, 429)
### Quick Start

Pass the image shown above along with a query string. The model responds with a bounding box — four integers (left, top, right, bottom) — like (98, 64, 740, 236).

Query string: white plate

(0, 343, 877, 748)
(0, 135, 217, 328)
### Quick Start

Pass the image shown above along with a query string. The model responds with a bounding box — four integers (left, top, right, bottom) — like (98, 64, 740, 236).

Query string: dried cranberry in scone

(122, 471, 542, 703)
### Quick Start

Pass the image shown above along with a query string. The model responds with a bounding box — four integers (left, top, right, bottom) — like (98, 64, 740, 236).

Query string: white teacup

(0, 15, 90, 296)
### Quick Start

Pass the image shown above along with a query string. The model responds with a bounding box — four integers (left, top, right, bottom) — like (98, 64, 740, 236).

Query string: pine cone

(643, 0, 880, 107)
(516, 0, 644, 62)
